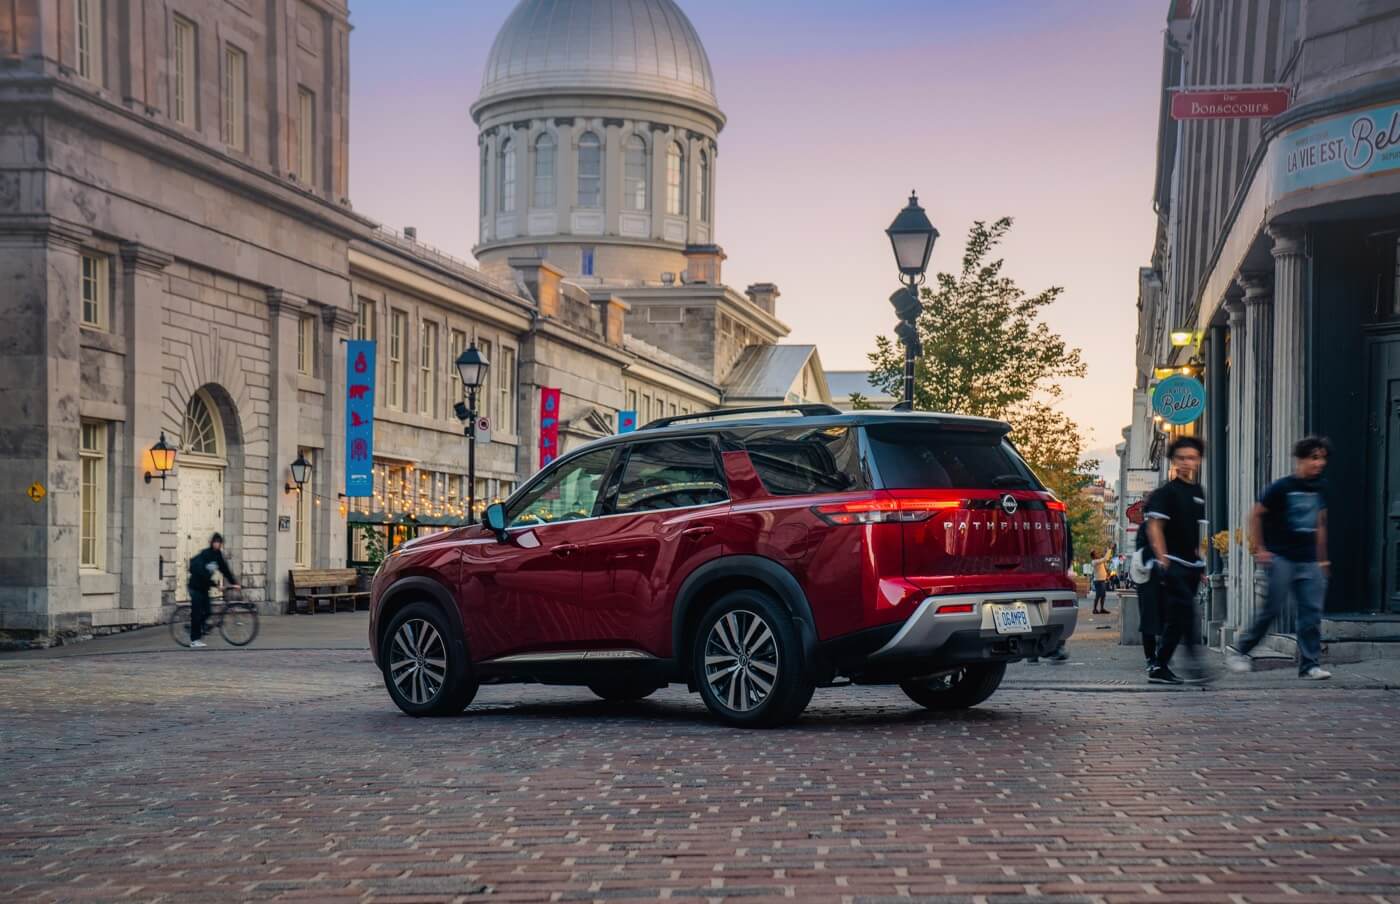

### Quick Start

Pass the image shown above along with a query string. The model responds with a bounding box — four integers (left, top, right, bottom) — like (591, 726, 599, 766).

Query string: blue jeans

(1235, 557, 1326, 675)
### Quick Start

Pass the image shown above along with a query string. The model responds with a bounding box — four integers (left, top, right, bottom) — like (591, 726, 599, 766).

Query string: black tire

(899, 663, 1006, 711)
(219, 604, 260, 646)
(169, 605, 193, 647)
(381, 602, 478, 717)
(587, 679, 663, 702)
(691, 589, 814, 728)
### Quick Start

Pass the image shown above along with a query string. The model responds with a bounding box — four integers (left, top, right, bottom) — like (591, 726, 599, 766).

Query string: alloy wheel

(703, 609, 780, 712)
(389, 618, 448, 705)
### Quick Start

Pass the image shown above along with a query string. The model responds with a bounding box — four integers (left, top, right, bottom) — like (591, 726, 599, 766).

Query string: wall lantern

(1169, 329, 1200, 348)
(286, 451, 312, 495)
(144, 432, 178, 487)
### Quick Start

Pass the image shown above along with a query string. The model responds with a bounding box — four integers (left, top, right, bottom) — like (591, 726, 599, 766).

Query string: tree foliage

(863, 218, 1105, 559)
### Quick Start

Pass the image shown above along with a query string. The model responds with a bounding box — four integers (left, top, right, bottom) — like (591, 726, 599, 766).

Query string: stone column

(1224, 297, 1247, 636)
(319, 305, 357, 568)
(1237, 271, 1273, 632)
(118, 242, 172, 616)
(265, 289, 305, 611)
(1269, 224, 1307, 474)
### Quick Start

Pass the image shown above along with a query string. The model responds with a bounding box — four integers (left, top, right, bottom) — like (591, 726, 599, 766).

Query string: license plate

(990, 603, 1032, 635)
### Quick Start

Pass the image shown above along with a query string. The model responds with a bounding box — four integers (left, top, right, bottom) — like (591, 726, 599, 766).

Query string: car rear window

(864, 425, 1040, 490)
(737, 427, 871, 496)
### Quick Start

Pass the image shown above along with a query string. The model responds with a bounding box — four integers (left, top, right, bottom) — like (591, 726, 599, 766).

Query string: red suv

(369, 406, 1077, 727)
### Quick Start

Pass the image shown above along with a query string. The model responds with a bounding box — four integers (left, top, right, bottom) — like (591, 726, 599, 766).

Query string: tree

(862, 217, 1103, 556)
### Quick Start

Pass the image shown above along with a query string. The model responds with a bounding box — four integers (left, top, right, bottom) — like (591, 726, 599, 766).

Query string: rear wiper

(991, 475, 1031, 488)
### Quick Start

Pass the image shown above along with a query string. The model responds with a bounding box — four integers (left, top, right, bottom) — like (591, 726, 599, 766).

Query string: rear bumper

(867, 590, 1079, 665)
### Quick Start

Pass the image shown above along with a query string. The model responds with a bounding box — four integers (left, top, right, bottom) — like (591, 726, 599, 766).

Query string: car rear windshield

(864, 425, 1041, 490)
(736, 426, 871, 496)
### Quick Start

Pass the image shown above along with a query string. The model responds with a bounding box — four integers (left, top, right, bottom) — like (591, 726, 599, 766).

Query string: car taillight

(812, 496, 961, 525)
(936, 603, 976, 614)
(1045, 498, 1067, 512)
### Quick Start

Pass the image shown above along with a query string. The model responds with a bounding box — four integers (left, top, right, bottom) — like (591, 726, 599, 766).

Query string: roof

(825, 370, 894, 404)
(722, 345, 827, 403)
(477, 0, 720, 117)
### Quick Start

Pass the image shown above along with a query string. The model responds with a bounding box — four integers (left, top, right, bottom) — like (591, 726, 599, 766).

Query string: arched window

(666, 141, 686, 216)
(699, 149, 711, 223)
(533, 133, 556, 209)
(624, 135, 648, 211)
(577, 131, 602, 208)
(498, 138, 516, 213)
(183, 391, 223, 459)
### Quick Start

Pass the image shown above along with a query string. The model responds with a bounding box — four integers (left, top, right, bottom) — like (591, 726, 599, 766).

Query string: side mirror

(484, 503, 508, 542)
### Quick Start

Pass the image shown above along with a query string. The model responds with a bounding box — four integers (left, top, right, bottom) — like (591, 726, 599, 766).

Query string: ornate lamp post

(453, 342, 490, 525)
(144, 432, 178, 486)
(885, 192, 939, 411)
(285, 451, 312, 495)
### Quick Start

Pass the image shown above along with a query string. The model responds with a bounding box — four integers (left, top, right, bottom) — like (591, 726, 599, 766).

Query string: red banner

(539, 387, 561, 467)
(1170, 88, 1289, 120)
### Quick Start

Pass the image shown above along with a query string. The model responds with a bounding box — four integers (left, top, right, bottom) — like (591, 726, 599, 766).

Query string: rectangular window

(388, 310, 406, 409)
(742, 427, 869, 497)
(297, 314, 316, 376)
(641, 394, 652, 423)
(613, 438, 727, 514)
(628, 389, 638, 412)
(581, 246, 595, 277)
(297, 86, 316, 184)
(80, 253, 108, 329)
(476, 338, 492, 422)
(294, 447, 314, 567)
(418, 320, 438, 416)
(171, 16, 196, 126)
(222, 45, 246, 150)
(355, 297, 375, 342)
(76, 0, 103, 84)
(448, 329, 467, 407)
(80, 421, 107, 569)
(498, 346, 516, 434)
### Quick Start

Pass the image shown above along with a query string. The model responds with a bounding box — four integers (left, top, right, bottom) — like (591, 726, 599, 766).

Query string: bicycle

(170, 589, 260, 647)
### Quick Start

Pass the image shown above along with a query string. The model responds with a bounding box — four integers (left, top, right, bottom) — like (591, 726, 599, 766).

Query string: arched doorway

(176, 389, 228, 597)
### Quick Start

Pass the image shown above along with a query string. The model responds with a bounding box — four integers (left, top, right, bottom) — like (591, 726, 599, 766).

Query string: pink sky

(350, 1, 1167, 471)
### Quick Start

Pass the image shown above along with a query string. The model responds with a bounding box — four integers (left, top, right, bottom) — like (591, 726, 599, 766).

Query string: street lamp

(285, 451, 312, 495)
(144, 432, 178, 487)
(886, 192, 939, 411)
(453, 342, 490, 525)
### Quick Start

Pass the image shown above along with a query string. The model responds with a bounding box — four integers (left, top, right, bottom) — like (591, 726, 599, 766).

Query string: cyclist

(188, 532, 240, 649)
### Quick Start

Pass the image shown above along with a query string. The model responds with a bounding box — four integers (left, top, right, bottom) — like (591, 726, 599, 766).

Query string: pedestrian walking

(1129, 524, 1160, 670)
(1144, 436, 1211, 685)
(1090, 549, 1111, 614)
(1226, 436, 1333, 680)
(187, 532, 240, 649)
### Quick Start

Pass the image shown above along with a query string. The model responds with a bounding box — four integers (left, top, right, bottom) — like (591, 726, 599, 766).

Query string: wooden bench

(288, 568, 369, 614)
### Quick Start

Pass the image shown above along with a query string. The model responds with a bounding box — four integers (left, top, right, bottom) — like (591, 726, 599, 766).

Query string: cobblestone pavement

(2, 645, 1399, 903)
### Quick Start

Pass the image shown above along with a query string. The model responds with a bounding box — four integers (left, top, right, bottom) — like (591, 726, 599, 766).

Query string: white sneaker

(1225, 651, 1253, 673)
(190, 639, 208, 648)
(1300, 666, 1331, 680)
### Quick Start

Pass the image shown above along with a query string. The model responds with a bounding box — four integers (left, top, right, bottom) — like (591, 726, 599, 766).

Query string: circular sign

(1152, 374, 1206, 425)
(1126, 500, 1145, 525)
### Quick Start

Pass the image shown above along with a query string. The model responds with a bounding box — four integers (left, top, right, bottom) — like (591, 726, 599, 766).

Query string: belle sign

(1170, 87, 1289, 120)
(1152, 374, 1206, 426)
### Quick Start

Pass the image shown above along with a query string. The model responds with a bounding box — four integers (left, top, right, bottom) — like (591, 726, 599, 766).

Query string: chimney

(682, 244, 726, 285)
(403, 226, 417, 241)
(745, 282, 780, 315)
(509, 256, 566, 319)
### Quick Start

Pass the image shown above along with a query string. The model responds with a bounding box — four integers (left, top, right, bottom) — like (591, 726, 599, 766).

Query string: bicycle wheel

(170, 605, 193, 647)
(219, 604, 259, 646)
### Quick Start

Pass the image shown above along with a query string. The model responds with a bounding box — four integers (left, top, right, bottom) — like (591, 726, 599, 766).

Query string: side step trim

(481, 649, 657, 665)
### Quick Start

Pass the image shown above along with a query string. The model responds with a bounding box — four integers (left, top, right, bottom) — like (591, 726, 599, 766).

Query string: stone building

(0, 0, 830, 645)
(1133, 0, 1400, 659)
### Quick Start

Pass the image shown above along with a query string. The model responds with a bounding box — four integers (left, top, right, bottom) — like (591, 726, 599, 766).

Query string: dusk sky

(350, 0, 1167, 470)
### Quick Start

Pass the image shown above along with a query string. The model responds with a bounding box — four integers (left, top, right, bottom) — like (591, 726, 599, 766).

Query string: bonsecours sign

(1274, 99, 1400, 196)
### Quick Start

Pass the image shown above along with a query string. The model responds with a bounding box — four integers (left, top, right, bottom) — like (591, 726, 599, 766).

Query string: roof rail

(641, 403, 841, 430)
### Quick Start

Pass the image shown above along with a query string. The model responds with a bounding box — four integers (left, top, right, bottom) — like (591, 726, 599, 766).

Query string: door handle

(552, 544, 579, 558)
(681, 526, 714, 541)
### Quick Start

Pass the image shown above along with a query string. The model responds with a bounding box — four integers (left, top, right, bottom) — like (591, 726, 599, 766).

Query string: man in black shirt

(1144, 436, 1209, 685)
(1227, 436, 1331, 679)
(187, 532, 240, 648)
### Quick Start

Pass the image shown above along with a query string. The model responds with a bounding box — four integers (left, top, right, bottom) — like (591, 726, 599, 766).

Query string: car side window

(506, 448, 615, 528)
(613, 438, 728, 514)
(740, 426, 870, 496)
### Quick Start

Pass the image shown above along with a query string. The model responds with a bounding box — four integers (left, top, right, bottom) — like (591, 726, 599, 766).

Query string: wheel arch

(671, 555, 829, 683)
(374, 576, 468, 668)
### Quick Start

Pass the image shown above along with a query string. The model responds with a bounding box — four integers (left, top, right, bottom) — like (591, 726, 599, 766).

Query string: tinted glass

(865, 425, 1040, 490)
(507, 448, 615, 527)
(740, 427, 870, 496)
(614, 438, 727, 514)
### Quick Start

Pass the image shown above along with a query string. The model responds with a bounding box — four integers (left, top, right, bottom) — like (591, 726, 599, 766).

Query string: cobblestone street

(1, 618, 1398, 903)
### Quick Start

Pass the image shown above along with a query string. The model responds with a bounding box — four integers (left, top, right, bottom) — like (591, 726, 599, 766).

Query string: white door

(177, 465, 224, 598)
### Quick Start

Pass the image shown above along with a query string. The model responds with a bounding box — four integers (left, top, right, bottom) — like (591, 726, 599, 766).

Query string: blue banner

(618, 409, 637, 433)
(345, 340, 376, 497)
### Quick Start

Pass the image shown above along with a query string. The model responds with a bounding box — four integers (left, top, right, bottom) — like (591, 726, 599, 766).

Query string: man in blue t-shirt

(1227, 436, 1332, 679)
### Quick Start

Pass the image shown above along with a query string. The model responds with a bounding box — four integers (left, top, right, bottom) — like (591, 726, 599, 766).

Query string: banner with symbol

(345, 340, 376, 496)
(539, 387, 561, 467)
(617, 410, 637, 433)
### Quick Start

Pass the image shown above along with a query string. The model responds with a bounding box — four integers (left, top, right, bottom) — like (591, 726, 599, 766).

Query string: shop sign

(1152, 374, 1206, 425)
(539, 388, 561, 467)
(345, 340, 376, 496)
(1275, 99, 1400, 196)
(1170, 87, 1289, 120)
(1126, 500, 1145, 525)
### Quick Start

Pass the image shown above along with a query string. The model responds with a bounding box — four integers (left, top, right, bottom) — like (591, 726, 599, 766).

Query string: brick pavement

(2, 645, 1400, 903)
